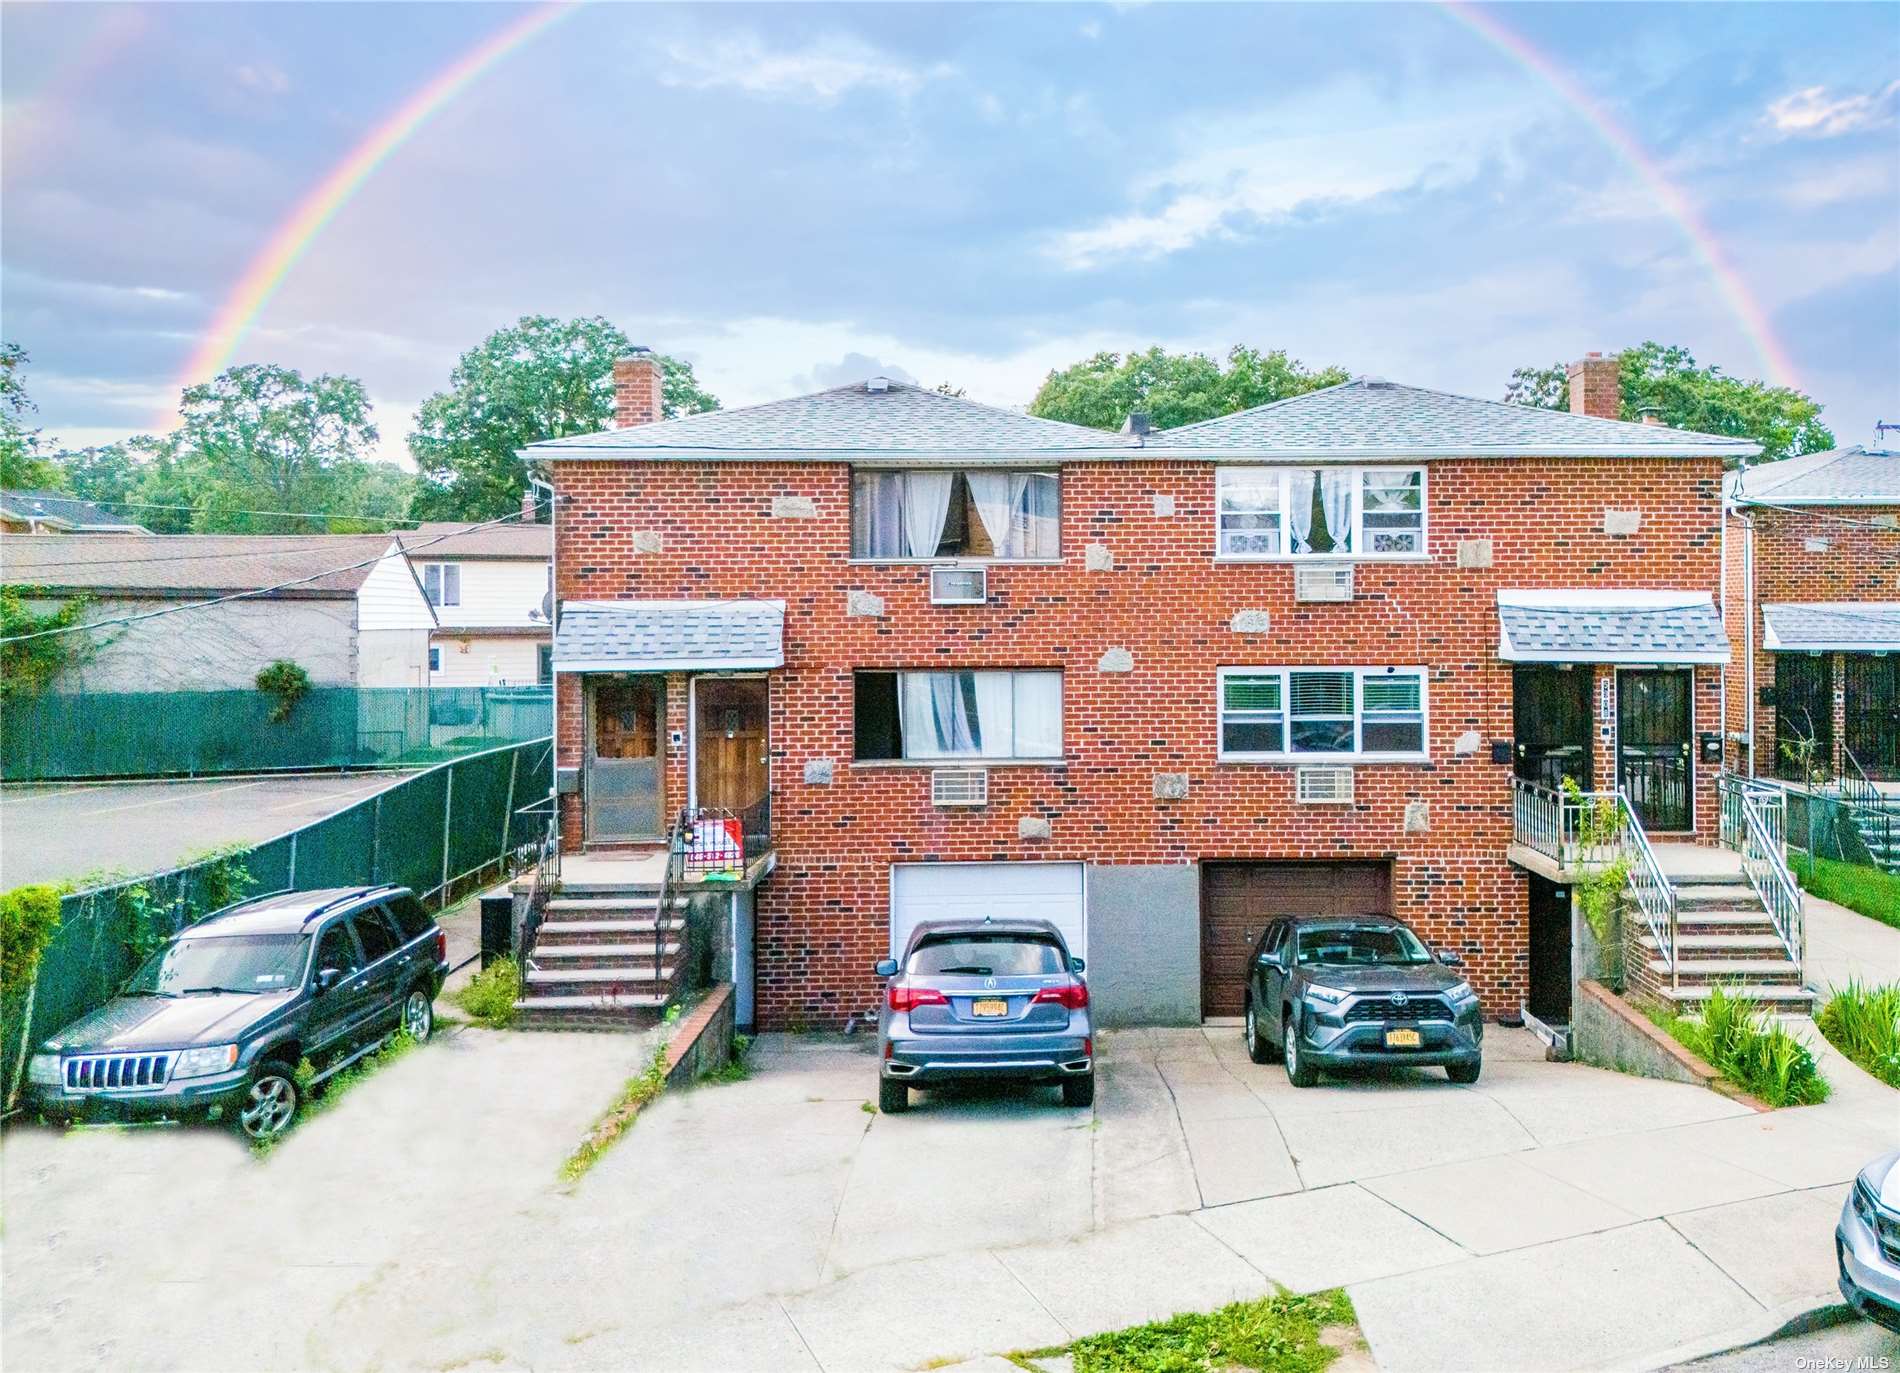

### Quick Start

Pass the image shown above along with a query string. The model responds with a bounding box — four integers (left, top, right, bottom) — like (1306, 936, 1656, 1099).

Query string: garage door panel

(1201, 862, 1392, 1017)
(891, 863, 1085, 960)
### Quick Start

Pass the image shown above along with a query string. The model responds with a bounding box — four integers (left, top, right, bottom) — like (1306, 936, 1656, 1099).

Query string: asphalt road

(0, 771, 416, 888)
(1673, 1314, 1898, 1369)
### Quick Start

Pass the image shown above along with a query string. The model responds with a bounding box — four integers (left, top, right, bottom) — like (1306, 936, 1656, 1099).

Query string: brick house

(528, 349, 1759, 1032)
(1721, 446, 1900, 787)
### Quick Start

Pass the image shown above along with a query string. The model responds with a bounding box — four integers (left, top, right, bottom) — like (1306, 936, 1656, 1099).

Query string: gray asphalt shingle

(1728, 447, 1900, 505)
(1761, 602, 1900, 651)
(1496, 592, 1730, 664)
(553, 599, 785, 670)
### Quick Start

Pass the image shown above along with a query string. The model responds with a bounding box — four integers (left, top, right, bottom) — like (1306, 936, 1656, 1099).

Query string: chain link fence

(2, 737, 552, 1107)
(0, 686, 552, 781)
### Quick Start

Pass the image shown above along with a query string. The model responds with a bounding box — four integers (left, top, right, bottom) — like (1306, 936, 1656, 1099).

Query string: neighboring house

(1722, 446, 1900, 784)
(0, 489, 152, 534)
(529, 349, 1757, 1032)
(399, 511, 553, 688)
(1, 534, 437, 690)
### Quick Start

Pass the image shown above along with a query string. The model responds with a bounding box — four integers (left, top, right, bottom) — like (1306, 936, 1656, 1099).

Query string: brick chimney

(1567, 351, 1621, 421)
(521, 485, 538, 521)
(613, 348, 664, 428)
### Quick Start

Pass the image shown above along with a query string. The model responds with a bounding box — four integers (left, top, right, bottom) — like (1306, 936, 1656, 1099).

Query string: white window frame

(1215, 466, 1428, 562)
(428, 646, 442, 673)
(848, 468, 1063, 565)
(421, 562, 461, 607)
(1217, 666, 1430, 762)
(853, 669, 1065, 763)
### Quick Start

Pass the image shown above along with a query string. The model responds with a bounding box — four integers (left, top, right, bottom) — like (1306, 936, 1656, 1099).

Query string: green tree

(1028, 345, 1350, 431)
(0, 343, 68, 491)
(1505, 342, 1833, 464)
(409, 316, 718, 521)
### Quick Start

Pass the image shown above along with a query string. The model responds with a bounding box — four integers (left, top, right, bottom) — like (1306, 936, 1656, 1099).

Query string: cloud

(1764, 81, 1900, 138)
(235, 63, 290, 96)
(1049, 106, 1492, 269)
(655, 31, 954, 103)
(802, 354, 919, 389)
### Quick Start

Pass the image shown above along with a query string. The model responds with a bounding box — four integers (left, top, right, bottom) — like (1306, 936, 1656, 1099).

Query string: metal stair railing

(1737, 787, 1804, 967)
(1840, 747, 1898, 871)
(1614, 792, 1680, 992)
(1718, 772, 1784, 854)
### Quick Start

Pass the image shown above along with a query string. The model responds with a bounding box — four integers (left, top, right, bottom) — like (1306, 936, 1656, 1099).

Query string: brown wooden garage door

(1201, 862, 1393, 1017)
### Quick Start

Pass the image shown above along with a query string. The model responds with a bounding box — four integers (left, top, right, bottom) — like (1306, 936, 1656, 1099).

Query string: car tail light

(887, 983, 948, 1013)
(434, 930, 448, 965)
(1034, 982, 1089, 1010)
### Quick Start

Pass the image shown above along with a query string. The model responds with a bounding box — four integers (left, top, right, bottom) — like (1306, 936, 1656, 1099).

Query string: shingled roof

(1, 534, 402, 598)
(401, 522, 552, 559)
(0, 489, 152, 532)
(1728, 447, 1900, 506)
(1495, 590, 1731, 665)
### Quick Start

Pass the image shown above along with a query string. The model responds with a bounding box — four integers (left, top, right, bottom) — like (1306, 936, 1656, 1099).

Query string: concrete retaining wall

(664, 983, 736, 1088)
(1085, 863, 1201, 1026)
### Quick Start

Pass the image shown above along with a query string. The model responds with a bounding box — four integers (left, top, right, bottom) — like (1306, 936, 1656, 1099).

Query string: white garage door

(889, 862, 1086, 960)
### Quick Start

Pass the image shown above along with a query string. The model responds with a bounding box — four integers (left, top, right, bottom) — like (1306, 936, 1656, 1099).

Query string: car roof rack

(299, 886, 398, 925)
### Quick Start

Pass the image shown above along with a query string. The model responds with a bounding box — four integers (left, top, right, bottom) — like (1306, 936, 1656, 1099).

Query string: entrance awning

(1496, 590, 1730, 665)
(1761, 602, 1900, 652)
(553, 599, 785, 672)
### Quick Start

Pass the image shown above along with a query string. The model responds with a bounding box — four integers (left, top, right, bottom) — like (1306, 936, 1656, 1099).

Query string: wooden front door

(586, 678, 664, 843)
(1513, 666, 1593, 790)
(694, 677, 769, 830)
(1618, 669, 1692, 832)
(1201, 862, 1393, 1018)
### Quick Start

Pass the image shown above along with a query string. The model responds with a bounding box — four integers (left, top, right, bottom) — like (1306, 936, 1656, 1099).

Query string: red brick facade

(548, 452, 1726, 1029)
(1722, 502, 1900, 777)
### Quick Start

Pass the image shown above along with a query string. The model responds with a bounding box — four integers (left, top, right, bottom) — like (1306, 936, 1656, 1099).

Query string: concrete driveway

(5, 1015, 1893, 1373)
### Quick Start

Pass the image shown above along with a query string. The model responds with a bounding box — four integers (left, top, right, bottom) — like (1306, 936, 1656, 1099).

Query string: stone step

(511, 995, 669, 1032)
(534, 918, 681, 937)
(513, 992, 669, 1010)
(532, 942, 681, 960)
(1675, 884, 1761, 908)
(1658, 983, 1816, 1008)
(546, 896, 663, 914)
(1640, 933, 1791, 953)
(525, 969, 676, 997)
(1647, 959, 1803, 979)
(1676, 909, 1776, 930)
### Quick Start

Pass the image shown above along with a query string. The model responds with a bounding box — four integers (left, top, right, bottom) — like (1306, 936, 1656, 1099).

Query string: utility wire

(10, 495, 421, 527)
(1, 507, 542, 646)
(1733, 498, 1900, 532)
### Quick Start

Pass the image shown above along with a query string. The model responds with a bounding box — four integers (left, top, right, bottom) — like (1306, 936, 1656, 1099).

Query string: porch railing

(1840, 747, 1898, 867)
(1718, 772, 1784, 854)
(1737, 790, 1804, 965)
(1510, 777, 1679, 985)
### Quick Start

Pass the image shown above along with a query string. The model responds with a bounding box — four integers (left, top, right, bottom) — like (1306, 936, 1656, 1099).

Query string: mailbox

(1699, 732, 1723, 764)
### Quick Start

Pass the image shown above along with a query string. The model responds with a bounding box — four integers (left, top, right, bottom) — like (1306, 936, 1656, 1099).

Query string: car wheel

(237, 1064, 299, 1142)
(1284, 1011, 1319, 1088)
(878, 1078, 909, 1114)
(1446, 1059, 1482, 1085)
(402, 986, 434, 1042)
(1244, 999, 1271, 1064)
(1062, 1075, 1095, 1108)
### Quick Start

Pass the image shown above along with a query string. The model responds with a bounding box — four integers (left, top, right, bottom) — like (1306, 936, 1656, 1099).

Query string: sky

(4, 1, 1897, 473)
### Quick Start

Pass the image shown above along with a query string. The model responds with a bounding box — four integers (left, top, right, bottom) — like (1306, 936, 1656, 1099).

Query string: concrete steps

(1640, 845, 1812, 1013)
(1656, 982, 1816, 1011)
(516, 880, 684, 1030)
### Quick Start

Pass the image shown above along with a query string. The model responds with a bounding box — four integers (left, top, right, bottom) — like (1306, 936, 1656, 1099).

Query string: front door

(1844, 654, 1900, 780)
(1526, 875, 1572, 1025)
(587, 678, 664, 843)
(1773, 653, 1834, 781)
(1513, 666, 1593, 790)
(1618, 669, 1692, 831)
(694, 678, 769, 837)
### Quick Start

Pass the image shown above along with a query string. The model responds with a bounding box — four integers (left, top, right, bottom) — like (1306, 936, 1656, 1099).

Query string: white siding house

(402, 522, 553, 687)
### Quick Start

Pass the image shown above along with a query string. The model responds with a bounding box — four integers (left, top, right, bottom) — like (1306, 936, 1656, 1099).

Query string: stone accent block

(803, 759, 834, 785)
(771, 495, 817, 519)
(1602, 510, 1642, 536)
(845, 590, 886, 618)
(1404, 800, 1430, 833)
(1018, 815, 1052, 841)
(1084, 542, 1115, 571)
(1097, 647, 1134, 673)
(1456, 538, 1494, 569)
(1153, 494, 1176, 517)
(1230, 609, 1271, 634)
(1454, 730, 1481, 757)
(1803, 537, 1830, 553)
(632, 530, 664, 554)
(1153, 772, 1189, 800)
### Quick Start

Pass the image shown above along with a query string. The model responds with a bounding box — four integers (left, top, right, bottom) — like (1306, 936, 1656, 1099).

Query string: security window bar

(1219, 667, 1428, 760)
(1216, 467, 1426, 559)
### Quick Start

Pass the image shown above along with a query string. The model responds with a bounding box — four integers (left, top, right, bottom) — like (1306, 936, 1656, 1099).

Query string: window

(351, 907, 403, 964)
(382, 895, 433, 942)
(314, 923, 362, 978)
(537, 643, 554, 685)
(852, 470, 1059, 560)
(421, 563, 461, 606)
(1216, 467, 1426, 559)
(125, 934, 307, 996)
(907, 934, 1066, 976)
(428, 646, 442, 673)
(1219, 668, 1428, 759)
(855, 670, 1063, 760)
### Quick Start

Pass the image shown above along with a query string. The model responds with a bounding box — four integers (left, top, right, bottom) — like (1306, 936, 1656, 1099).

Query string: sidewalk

(1801, 889, 1900, 995)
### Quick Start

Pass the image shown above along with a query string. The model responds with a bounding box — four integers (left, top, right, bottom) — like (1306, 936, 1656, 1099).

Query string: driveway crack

(991, 1248, 1074, 1343)
(1203, 1026, 1307, 1192)
(1659, 1214, 1769, 1311)
(1151, 1046, 1206, 1210)
(814, 1105, 878, 1284)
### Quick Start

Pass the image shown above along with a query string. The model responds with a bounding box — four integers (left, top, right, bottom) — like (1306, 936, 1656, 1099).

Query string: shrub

(1019, 1288, 1359, 1373)
(455, 956, 521, 1028)
(1816, 981, 1900, 1089)
(0, 883, 66, 991)
(255, 659, 311, 723)
(1664, 984, 1830, 1107)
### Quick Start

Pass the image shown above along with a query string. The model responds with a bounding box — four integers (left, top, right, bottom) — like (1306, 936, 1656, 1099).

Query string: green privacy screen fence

(0, 686, 553, 781)
(2, 737, 552, 1107)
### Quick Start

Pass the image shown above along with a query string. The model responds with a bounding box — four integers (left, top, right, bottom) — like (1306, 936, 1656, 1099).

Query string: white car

(1839, 1148, 1900, 1333)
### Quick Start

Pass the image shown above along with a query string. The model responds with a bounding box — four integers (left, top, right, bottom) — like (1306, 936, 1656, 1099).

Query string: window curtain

(856, 473, 907, 558)
(971, 671, 1017, 756)
(1023, 473, 1059, 557)
(966, 472, 1031, 558)
(901, 472, 955, 558)
(1319, 470, 1353, 554)
(1287, 470, 1317, 553)
(1012, 672, 1063, 757)
(899, 671, 976, 756)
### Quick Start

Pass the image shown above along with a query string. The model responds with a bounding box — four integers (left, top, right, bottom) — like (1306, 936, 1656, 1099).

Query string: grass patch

(703, 1033, 753, 1085)
(1792, 852, 1900, 931)
(559, 1005, 681, 1183)
(254, 1029, 421, 1157)
(1011, 1289, 1359, 1373)
(1654, 984, 1830, 1107)
(1816, 980, 1900, 1089)
(453, 955, 521, 1029)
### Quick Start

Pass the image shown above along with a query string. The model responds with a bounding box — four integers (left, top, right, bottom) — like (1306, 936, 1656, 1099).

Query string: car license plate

(971, 998, 1008, 1018)
(1384, 1028, 1422, 1049)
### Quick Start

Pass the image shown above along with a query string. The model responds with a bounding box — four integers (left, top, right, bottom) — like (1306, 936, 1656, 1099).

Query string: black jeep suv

(25, 887, 448, 1142)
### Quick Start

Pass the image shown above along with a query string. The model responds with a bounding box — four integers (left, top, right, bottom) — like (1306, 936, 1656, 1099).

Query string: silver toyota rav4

(874, 918, 1093, 1114)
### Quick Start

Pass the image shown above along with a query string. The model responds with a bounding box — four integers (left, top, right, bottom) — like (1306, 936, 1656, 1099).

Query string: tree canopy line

(0, 328, 1835, 533)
